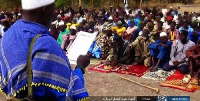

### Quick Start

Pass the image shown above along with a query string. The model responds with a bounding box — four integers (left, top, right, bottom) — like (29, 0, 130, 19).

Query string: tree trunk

(140, 0, 143, 9)
(79, 0, 82, 7)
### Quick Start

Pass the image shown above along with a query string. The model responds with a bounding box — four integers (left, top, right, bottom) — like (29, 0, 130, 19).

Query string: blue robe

(149, 40, 172, 68)
(0, 19, 89, 101)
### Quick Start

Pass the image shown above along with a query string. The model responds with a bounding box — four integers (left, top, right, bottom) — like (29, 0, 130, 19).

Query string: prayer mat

(160, 70, 197, 92)
(88, 64, 149, 77)
(141, 69, 175, 81)
(115, 65, 149, 77)
(88, 63, 113, 73)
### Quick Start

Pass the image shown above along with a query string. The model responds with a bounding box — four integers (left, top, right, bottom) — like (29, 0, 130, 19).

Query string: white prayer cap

(160, 32, 167, 37)
(117, 21, 122, 25)
(18, 13, 21, 16)
(58, 21, 64, 26)
(21, 0, 55, 10)
(57, 14, 62, 18)
(139, 31, 143, 36)
(51, 21, 56, 25)
(170, 6, 173, 9)
(70, 26, 76, 30)
(108, 16, 113, 20)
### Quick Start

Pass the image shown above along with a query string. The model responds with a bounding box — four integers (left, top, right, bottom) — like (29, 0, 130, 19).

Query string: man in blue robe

(0, 0, 89, 101)
(149, 32, 172, 72)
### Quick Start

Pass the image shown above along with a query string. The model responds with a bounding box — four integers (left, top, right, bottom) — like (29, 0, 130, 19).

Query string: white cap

(139, 31, 143, 36)
(108, 16, 113, 20)
(18, 13, 21, 16)
(57, 14, 62, 18)
(70, 26, 76, 30)
(117, 21, 122, 25)
(160, 32, 167, 37)
(21, 0, 55, 10)
(58, 21, 64, 26)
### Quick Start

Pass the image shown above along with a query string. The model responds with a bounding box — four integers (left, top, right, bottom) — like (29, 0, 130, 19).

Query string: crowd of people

(1, 2, 200, 100)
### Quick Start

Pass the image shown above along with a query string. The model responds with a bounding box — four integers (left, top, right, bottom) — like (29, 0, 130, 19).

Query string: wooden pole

(119, 76, 159, 94)
(140, 0, 143, 9)
(79, 0, 82, 7)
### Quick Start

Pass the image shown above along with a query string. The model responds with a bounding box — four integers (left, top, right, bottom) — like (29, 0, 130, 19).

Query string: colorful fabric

(149, 40, 172, 68)
(57, 29, 70, 45)
(88, 63, 148, 77)
(111, 26, 126, 36)
(0, 20, 88, 100)
(142, 69, 175, 81)
(160, 70, 197, 92)
(167, 29, 179, 42)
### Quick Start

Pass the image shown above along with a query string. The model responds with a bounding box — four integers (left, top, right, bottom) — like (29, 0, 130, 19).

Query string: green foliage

(56, 0, 70, 8)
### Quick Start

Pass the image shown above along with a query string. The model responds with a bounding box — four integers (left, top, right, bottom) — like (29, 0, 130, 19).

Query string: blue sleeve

(166, 41, 173, 48)
(188, 28, 194, 35)
(74, 68, 85, 85)
(149, 40, 160, 49)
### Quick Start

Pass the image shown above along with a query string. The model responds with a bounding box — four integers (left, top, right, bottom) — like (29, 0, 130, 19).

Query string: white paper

(67, 31, 98, 64)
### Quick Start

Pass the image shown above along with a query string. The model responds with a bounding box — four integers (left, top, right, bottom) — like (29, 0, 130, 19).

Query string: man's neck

(181, 40, 188, 44)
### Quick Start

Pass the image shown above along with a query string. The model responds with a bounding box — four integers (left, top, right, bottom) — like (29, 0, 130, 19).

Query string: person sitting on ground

(167, 21, 179, 42)
(129, 29, 154, 67)
(61, 26, 77, 51)
(131, 21, 145, 42)
(185, 40, 200, 84)
(149, 32, 172, 72)
(124, 20, 137, 41)
(57, 21, 70, 46)
(111, 33, 134, 66)
(85, 18, 94, 33)
(111, 21, 126, 37)
(163, 30, 195, 74)
(151, 21, 167, 41)
(179, 20, 196, 43)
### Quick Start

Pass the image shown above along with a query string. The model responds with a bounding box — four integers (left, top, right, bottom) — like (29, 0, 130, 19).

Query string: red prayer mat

(115, 65, 149, 77)
(160, 70, 197, 92)
(88, 63, 149, 77)
(88, 63, 114, 73)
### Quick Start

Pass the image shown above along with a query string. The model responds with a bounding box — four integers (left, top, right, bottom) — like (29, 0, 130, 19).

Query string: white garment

(162, 8, 168, 16)
(0, 25, 4, 37)
(169, 40, 195, 66)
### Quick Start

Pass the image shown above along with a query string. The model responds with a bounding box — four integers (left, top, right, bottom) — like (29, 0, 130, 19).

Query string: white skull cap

(21, 0, 55, 10)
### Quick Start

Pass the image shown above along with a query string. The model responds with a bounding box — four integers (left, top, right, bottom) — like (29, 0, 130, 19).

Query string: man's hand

(77, 55, 91, 68)
(173, 60, 180, 66)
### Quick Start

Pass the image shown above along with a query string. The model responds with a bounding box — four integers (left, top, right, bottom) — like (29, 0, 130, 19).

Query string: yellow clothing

(66, 23, 78, 30)
(66, 23, 72, 30)
(111, 26, 126, 36)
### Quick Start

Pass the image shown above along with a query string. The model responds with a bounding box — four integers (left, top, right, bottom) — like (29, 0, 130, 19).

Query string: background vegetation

(0, 0, 198, 11)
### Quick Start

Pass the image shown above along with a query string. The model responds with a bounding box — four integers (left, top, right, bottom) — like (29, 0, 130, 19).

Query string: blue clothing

(149, 40, 172, 68)
(131, 28, 142, 42)
(179, 26, 196, 43)
(0, 20, 88, 101)
(88, 41, 102, 59)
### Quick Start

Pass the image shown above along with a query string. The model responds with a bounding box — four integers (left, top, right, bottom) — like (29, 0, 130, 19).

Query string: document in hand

(67, 31, 98, 64)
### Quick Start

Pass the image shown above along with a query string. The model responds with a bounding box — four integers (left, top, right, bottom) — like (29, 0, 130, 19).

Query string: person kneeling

(129, 29, 154, 67)
(185, 40, 200, 84)
(163, 30, 195, 74)
(149, 32, 172, 72)
(111, 34, 134, 66)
